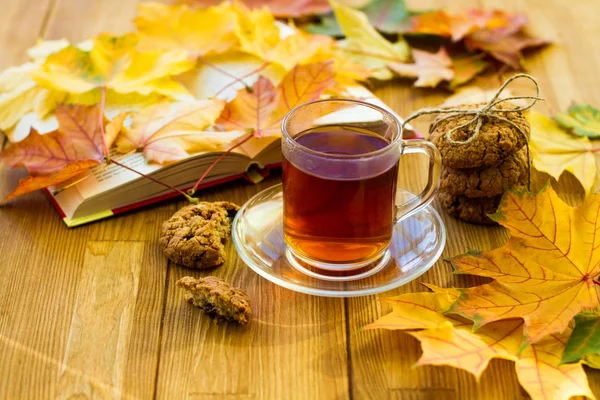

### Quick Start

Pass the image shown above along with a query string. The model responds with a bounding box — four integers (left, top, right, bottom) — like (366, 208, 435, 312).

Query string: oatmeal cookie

(177, 276, 252, 325)
(438, 192, 502, 225)
(429, 102, 530, 168)
(159, 201, 240, 269)
(440, 149, 528, 198)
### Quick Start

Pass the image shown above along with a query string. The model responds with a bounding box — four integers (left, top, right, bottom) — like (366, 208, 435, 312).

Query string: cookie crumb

(177, 276, 252, 325)
(159, 202, 240, 269)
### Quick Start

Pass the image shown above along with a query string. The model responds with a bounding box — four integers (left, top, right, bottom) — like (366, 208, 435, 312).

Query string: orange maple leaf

(406, 9, 522, 42)
(367, 286, 596, 400)
(1, 105, 106, 200)
(448, 185, 600, 344)
(4, 160, 100, 201)
(1, 105, 104, 175)
(216, 61, 335, 137)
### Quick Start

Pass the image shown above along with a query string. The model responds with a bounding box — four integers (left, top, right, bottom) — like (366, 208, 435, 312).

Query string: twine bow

(402, 74, 543, 191)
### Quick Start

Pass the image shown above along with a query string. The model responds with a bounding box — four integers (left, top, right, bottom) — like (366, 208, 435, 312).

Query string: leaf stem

(188, 130, 255, 196)
(99, 86, 110, 163)
(110, 158, 198, 204)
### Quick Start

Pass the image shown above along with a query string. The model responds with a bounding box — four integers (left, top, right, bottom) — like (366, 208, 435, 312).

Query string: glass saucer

(232, 184, 446, 297)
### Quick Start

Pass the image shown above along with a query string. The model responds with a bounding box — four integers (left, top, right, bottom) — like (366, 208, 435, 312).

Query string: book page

(56, 152, 162, 200)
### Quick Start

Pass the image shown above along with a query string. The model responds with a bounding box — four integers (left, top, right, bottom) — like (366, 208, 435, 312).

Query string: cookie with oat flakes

(438, 192, 502, 225)
(440, 149, 528, 198)
(177, 276, 251, 325)
(429, 102, 530, 169)
(159, 201, 239, 269)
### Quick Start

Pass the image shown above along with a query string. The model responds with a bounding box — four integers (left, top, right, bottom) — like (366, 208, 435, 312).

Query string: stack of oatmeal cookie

(429, 103, 531, 225)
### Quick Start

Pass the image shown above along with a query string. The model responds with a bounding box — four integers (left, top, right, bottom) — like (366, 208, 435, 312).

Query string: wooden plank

(0, 1, 172, 399)
(43, 0, 138, 41)
(154, 177, 351, 399)
(55, 241, 151, 399)
(0, 0, 52, 69)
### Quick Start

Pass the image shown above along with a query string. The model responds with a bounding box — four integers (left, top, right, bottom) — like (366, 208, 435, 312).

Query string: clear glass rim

(281, 98, 403, 160)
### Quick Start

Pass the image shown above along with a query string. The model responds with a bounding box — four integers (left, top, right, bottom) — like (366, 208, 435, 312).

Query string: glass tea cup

(281, 99, 441, 271)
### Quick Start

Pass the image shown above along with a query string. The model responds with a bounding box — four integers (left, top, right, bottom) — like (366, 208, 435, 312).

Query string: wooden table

(1, 0, 599, 398)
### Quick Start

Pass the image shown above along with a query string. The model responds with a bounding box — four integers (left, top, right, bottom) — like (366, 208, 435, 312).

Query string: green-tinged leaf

(561, 313, 600, 365)
(305, 15, 344, 36)
(555, 104, 600, 138)
(528, 110, 597, 196)
(362, 0, 409, 33)
(305, 0, 409, 36)
(331, 0, 409, 80)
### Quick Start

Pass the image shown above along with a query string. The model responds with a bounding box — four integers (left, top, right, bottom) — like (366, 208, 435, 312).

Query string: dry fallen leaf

(388, 47, 454, 87)
(405, 9, 521, 42)
(367, 286, 596, 400)
(464, 14, 548, 69)
(448, 185, 600, 344)
(0, 105, 106, 200)
(1, 105, 104, 175)
(217, 61, 335, 137)
(528, 110, 597, 196)
(135, 2, 238, 56)
(4, 160, 100, 201)
(115, 99, 241, 164)
(330, 0, 410, 80)
(31, 33, 194, 99)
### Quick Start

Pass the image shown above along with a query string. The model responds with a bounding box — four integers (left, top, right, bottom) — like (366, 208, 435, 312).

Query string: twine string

(402, 74, 543, 191)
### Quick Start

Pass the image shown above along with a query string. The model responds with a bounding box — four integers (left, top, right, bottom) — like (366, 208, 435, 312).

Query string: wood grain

(0, 0, 599, 399)
(155, 178, 350, 399)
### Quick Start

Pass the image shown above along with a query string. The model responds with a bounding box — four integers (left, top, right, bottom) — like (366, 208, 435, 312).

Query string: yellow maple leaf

(330, 0, 410, 80)
(0, 63, 62, 133)
(31, 33, 194, 99)
(448, 185, 600, 344)
(367, 287, 596, 400)
(528, 110, 597, 195)
(178, 51, 286, 101)
(115, 100, 242, 164)
(26, 39, 72, 62)
(232, 4, 332, 71)
(135, 2, 238, 56)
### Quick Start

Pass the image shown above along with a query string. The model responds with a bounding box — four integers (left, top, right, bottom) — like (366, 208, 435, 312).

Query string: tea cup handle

(395, 140, 442, 222)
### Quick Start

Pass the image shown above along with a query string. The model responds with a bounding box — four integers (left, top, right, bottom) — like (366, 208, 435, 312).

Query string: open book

(48, 86, 414, 227)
